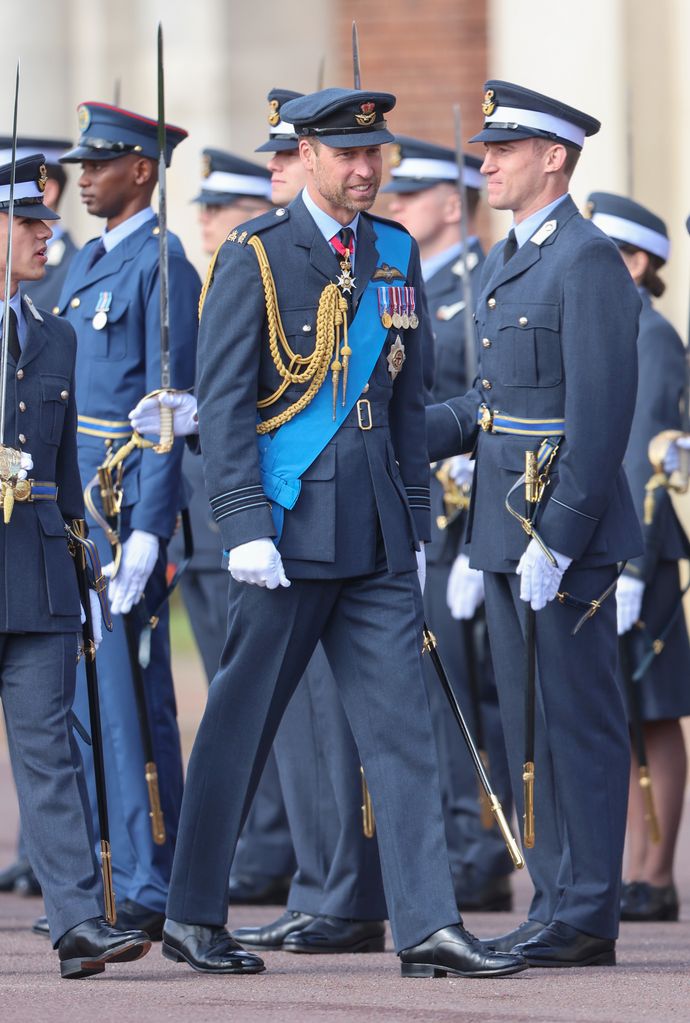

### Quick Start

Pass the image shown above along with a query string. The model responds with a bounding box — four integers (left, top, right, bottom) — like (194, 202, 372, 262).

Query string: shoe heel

(161, 943, 184, 964)
(60, 958, 105, 980)
(400, 962, 447, 978)
(591, 950, 616, 967)
(362, 936, 386, 953)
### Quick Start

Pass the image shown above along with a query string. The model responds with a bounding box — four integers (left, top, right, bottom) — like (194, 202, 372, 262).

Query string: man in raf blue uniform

(427, 81, 643, 967)
(159, 88, 525, 979)
(56, 103, 200, 940)
(0, 136, 79, 899)
(0, 153, 150, 977)
(384, 136, 515, 912)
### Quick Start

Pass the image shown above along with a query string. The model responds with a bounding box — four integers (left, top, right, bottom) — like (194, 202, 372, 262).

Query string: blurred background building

(0, 0, 687, 330)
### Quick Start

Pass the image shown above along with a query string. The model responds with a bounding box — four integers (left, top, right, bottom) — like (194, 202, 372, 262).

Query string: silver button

(519, 316, 528, 327)
(362, 383, 369, 394)
(275, 208, 286, 217)
(18, 433, 26, 444)
(16, 369, 23, 380)
(481, 338, 491, 349)
(481, 379, 492, 390)
(302, 324, 311, 333)
(60, 390, 69, 400)
(487, 297, 496, 309)
(70, 297, 80, 308)
(52, 305, 59, 314)
(18, 401, 26, 412)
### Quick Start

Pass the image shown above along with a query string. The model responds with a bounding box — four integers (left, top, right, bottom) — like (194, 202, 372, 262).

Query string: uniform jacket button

(18, 401, 26, 412)
(18, 433, 26, 444)
(16, 369, 24, 380)
(362, 383, 369, 394)
(70, 297, 80, 308)
(60, 390, 69, 401)
(481, 379, 492, 390)
(519, 315, 528, 326)
(487, 297, 496, 309)
(482, 338, 491, 348)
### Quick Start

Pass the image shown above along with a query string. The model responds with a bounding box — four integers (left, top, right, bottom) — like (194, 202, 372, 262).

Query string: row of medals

(377, 286, 418, 330)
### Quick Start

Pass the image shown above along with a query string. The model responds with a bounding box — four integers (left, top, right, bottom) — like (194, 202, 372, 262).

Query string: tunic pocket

(39, 374, 70, 445)
(497, 302, 562, 387)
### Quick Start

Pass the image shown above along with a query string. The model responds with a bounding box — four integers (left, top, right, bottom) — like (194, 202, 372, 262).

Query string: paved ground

(0, 615, 688, 1021)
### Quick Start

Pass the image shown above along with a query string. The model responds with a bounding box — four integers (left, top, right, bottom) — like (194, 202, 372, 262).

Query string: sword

(352, 21, 362, 89)
(67, 519, 117, 924)
(620, 630, 661, 845)
(154, 22, 174, 454)
(522, 450, 538, 849)
(0, 62, 25, 525)
(452, 103, 477, 386)
(423, 623, 524, 869)
(316, 55, 325, 91)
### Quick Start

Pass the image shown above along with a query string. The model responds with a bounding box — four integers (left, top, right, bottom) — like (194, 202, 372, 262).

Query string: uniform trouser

(483, 566, 630, 939)
(179, 567, 295, 880)
(0, 633, 102, 945)
(167, 569, 459, 952)
(73, 527, 184, 913)
(275, 643, 387, 920)
(423, 561, 513, 882)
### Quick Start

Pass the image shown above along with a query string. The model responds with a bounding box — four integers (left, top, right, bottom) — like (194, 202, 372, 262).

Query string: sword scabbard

(522, 760, 535, 849)
(478, 749, 494, 830)
(360, 766, 375, 839)
(100, 838, 117, 925)
(639, 765, 661, 845)
(145, 760, 166, 845)
(490, 794, 525, 869)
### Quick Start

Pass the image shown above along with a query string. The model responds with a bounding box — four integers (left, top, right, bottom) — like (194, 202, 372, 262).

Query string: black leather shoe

(162, 919, 265, 974)
(400, 925, 526, 978)
(227, 873, 291, 905)
(620, 881, 679, 922)
(454, 867, 513, 912)
(513, 920, 615, 967)
(481, 919, 547, 953)
(231, 910, 315, 950)
(32, 915, 50, 937)
(58, 916, 151, 979)
(0, 859, 42, 896)
(113, 899, 165, 941)
(283, 915, 385, 954)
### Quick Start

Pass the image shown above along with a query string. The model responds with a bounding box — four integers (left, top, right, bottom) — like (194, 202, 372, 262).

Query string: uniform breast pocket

(39, 374, 70, 445)
(279, 307, 319, 360)
(81, 298, 128, 361)
(497, 302, 562, 387)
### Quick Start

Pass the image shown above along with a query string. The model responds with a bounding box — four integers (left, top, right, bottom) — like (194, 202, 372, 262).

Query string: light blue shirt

(0, 288, 27, 349)
(102, 206, 156, 252)
(421, 237, 479, 283)
(301, 187, 359, 271)
(513, 194, 568, 248)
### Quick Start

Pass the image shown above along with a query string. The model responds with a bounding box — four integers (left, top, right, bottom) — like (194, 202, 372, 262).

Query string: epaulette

(366, 210, 411, 236)
(226, 206, 290, 247)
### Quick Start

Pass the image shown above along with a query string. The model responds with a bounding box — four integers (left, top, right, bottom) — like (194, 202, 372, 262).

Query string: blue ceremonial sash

(259, 221, 412, 541)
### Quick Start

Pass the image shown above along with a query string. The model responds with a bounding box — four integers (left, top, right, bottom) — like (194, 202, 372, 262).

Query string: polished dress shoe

(454, 867, 513, 912)
(620, 881, 679, 922)
(399, 924, 526, 978)
(481, 918, 546, 953)
(231, 910, 315, 950)
(513, 920, 615, 967)
(32, 915, 50, 937)
(227, 872, 291, 905)
(162, 919, 265, 974)
(58, 916, 151, 979)
(283, 915, 385, 954)
(0, 858, 41, 896)
(113, 899, 165, 941)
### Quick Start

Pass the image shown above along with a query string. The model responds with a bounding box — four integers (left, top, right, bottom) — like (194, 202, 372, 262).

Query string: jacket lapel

(351, 215, 379, 316)
(289, 194, 341, 286)
(17, 305, 47, 369)
(81, 216, 158, 288)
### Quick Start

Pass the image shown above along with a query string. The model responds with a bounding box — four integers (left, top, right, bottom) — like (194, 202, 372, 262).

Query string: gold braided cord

(248, 235, 345, 435)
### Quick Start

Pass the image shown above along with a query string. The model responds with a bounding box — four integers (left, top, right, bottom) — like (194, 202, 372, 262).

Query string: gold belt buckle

(13, 479, 32, 502)
(357, 398, 372, 431)
(479, 404, 493, 432)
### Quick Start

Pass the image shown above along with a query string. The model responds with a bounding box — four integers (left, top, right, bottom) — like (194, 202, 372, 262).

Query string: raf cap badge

(355, 101, 376, 127)
(37, 164, 48, 192)
(387, 335, 406, 380)
(201, 153, 212, 178)
(482, 89, 496, 116)
(268, 99, 281, 127)
(77, 104, 91, 132)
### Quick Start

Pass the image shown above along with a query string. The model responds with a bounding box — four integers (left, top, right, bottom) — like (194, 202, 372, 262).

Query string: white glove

(447, 455, 475, 488)
(446, 553, 484, 619)
(416, 542, 426, 593)
(616, 575, 645, 635)
(14, 450, 33, 480)
(103, 529, 159, 615)
(128, 391, 199, 438)
(80, 590, 103, 649)
(516, 538, 572, 611)
(228, 537, 290, 589)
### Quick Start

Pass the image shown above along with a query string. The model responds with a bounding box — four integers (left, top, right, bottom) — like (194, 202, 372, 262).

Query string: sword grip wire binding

(154, 405, 175, 454)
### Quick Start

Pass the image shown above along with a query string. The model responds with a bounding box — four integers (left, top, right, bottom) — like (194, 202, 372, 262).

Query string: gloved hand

(16, 450, 33, 480)
(80, 590, 103, 649)
(228, 537, 290, 589)
(616, 575, 645, 635)
(415, 542, 426, 593)
(103, 530, 160, 615)
(447, 455, 475, 488)
(446, 553, 484, 619)
(516, 538, 572, 611)
(128, 391, 199, 438)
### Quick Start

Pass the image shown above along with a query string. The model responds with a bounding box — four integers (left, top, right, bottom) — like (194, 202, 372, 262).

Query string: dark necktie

(331, 227, 355, 262)
(87, 238, 107, 270)
(5, 307, 20, 362)
(503, 228, 518, 264)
